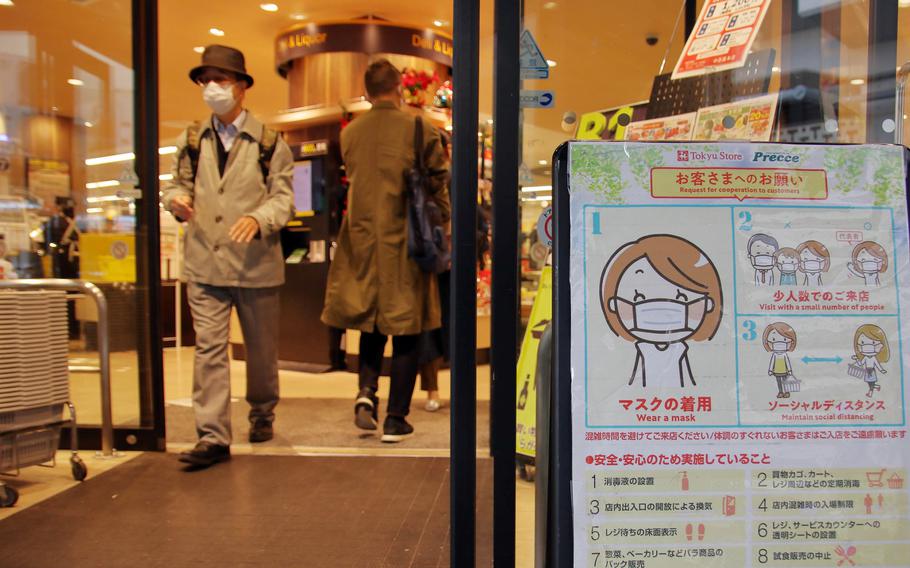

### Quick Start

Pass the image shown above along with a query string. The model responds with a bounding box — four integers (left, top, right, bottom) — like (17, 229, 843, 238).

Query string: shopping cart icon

(866, 469, 886, 488)
(888, 473, 905, 489)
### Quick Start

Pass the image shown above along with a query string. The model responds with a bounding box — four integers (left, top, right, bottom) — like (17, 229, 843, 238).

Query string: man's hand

(170, 195, 195, 221)
(229, 216, 260, 243)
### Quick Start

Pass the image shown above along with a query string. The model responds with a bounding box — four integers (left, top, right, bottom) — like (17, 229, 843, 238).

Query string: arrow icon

(802, 356, 843, 365)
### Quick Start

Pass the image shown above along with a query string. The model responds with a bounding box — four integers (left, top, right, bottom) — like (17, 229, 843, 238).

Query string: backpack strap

(177, 121, 202, 181)
(413, 116, 425, 173)
(259, 127, 279, 183)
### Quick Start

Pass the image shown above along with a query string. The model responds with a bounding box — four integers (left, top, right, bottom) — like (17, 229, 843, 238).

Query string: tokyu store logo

(675, 149, 744, 162)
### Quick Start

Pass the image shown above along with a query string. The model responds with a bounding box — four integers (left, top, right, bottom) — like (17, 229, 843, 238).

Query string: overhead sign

(563, 141, 910, 566)
(672, 0, 772, 80)
(519, 29, 549, 80)
(275, 23, 453, 77)
(519, 90, 555, 109)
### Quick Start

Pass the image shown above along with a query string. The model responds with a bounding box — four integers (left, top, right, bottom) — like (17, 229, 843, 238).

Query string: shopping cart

(0, 289, 87, 507)
(866, 469, 886, 488)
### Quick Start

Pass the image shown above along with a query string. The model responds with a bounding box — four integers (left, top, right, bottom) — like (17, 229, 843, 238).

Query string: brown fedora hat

(189, 45, 254, 87)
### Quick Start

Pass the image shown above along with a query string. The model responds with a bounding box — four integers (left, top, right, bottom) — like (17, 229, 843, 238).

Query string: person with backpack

(162, 45, 294, 468)
(321, 59, 450, 443)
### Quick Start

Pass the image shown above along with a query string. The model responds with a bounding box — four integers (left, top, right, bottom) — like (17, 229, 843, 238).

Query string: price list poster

(567, 142, 910, 567)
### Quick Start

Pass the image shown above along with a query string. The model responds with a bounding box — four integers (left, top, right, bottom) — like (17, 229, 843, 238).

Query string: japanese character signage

(567, 141, 910, 566)
(672, 0, 772, 80)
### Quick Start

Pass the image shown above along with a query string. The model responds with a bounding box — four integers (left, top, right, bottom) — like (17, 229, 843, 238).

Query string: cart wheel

(71, 457, 88, 482)
(0, 486, 18, 508)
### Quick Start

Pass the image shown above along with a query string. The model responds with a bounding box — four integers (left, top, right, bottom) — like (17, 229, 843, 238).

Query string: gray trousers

(187, 282, 280, 445)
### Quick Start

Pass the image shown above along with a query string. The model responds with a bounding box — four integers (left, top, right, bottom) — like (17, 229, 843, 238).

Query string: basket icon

(888, 473, 904, 489)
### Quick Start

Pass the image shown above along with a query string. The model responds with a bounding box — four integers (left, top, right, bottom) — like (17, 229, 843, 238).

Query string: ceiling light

(159, 173, 174, 181)
(86, 207, 104, 214)
(543, 1, 558, 8)
(0, 1, 14, 6)
(51, 106, 58, 112)
(851, 79, 865, 85)
(159, 146, 178, 155)
(538, 160, 548, 165)
(209, 27, 225, 37)
(290, 13, 306, 20)
(259, 3, 278, 12)
(900, 0, 910, 7)
(67, 79, 84, 86)
(433, 19, 449, 27)
(546, 60, 557, 68)
(85, 153, 133, 166)
(521, 185, 552, 193)
(84, 122, 93, 128)
(193, 46, 205, 54)
(85, 180, 120, 189)
(86, 195, 127, 204)
(772, 66, 781, 72)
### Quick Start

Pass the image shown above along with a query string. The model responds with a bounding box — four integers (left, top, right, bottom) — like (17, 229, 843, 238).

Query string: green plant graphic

(870, 151, 904, 206)
(571, 145, 627, 203)
(628, 147, 665, 191)
(824, 147, 869, 195)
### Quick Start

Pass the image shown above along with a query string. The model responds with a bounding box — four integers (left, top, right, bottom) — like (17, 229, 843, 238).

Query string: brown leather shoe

(249, 419, 274, 443)
(178, 441, 231, 467)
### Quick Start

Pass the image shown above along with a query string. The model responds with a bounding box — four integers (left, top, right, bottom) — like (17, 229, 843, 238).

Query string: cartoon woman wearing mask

(775, 247, 800, 286)
(763, 322, 798, 399)
(747, 233, 779, 286)
(601, 235, 723, 388)
(852, 324, 889, 397)
(847, 241, 888, 286)
(796, 240, 830, 287)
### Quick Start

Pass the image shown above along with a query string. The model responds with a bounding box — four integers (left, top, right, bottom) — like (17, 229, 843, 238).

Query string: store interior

(3, 0, 910, 565)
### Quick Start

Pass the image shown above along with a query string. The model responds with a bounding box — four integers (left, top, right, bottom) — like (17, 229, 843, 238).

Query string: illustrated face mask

(801, 259, 822, 272)
(779, 261, 797, 272)
(861, 260, 882, 273)
(752, 254, 774, 268)
(860, 344, 879, 355)
(772, 341, 789, 352)
(617, 297, 705, 335)
(202, 81, 236, 115)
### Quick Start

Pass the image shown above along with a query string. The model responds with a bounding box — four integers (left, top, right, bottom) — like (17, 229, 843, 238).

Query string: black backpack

(406, 116, 450, 274)
(178, 120, 279, 182)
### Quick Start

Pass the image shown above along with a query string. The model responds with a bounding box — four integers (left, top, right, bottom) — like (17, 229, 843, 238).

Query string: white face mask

(779, 261, 797, 272)
(202, 81, 237, 115)
(861, 260, 882, 273)
(772, 341, 789, 352)
(801, 259, 821, 272)
(752, 255, 774, 268)
(618, 297, 703, 335)
(860, 344, 878, 355)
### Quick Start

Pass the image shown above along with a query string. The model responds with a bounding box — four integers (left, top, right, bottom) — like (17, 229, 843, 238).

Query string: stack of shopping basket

(0, 290, 86, 507)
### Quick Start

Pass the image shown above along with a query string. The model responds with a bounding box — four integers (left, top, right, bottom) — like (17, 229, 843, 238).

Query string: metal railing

(0, 279, 114, 456)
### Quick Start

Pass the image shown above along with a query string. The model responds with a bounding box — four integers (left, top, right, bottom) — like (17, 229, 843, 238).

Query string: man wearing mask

(162, 45, 294, 468)
(321, 59, 450, 442)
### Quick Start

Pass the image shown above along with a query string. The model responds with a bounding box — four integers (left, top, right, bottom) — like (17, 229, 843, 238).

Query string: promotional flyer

(568, 142, 910, 567)
(672, 0, 772, 80)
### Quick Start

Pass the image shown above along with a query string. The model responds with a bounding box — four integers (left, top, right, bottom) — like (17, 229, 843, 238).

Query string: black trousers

(359, 331, 418, 417)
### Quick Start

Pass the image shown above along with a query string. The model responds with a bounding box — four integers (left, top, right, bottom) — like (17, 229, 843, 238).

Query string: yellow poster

(516, 265, 552, 460)
(79, 233, 136, 283)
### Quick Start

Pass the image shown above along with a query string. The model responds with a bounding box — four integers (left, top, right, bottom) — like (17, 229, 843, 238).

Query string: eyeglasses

(196, 76, 235, 88)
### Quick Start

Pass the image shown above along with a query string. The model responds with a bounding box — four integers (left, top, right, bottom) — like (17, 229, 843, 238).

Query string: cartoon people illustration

(747, 233, 779, 286)
(847, 241, 888, 286)
(601, 235, 723, 388)
(851, 324, 889, 397)
(774, 247, 800, 286)
(796, 240, 830, 287)
(763, 322, 798, 399)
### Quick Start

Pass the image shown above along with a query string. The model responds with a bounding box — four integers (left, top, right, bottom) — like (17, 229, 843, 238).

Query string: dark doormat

(166, 398, 491, 450)
(0, 453, 494, 567)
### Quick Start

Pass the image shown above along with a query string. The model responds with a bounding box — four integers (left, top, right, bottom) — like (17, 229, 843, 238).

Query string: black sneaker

(381, 416, 414, 443)
(354, 389, 379, 431)
(178, 441, 231, 468)
(249, 419, 274, 443)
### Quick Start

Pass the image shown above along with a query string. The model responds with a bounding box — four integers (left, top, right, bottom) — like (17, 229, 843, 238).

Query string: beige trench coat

(321, 102, 450, 336)
(162, 112, 295, 288)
